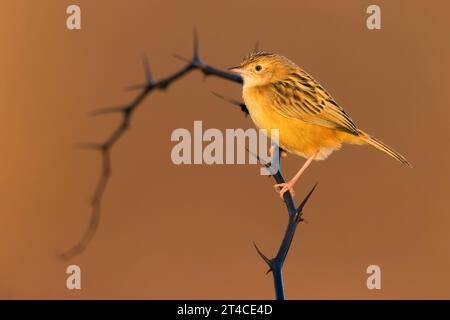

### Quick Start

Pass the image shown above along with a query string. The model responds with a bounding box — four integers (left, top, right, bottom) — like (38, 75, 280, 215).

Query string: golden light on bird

(230, 52, 411, 198)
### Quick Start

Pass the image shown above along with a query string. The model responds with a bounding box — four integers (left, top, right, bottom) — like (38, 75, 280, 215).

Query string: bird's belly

(247, 102, 342, 160)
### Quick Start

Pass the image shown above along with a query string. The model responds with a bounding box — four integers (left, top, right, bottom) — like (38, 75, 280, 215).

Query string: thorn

(193, 28, 200, 62)
(142, 55, 153, 83)
(295, 183, 318, 220)
(247, 149, 259, 164)
(266, 268, 273, 275)
(211, 91, 249, 116)
(296, 211, 304, 224)
(172, 53, 191, 64)
(253, 242, 272, 267)
(244, 146, 272, 170)
(244, 147, 259, 163)
(211, 91, 241, 106)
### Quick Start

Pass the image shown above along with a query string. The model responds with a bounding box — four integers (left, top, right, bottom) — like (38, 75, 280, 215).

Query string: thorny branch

(61, 32, 244, 260)
(63, 31, 317, 300)
(243, 146, 317, 300)
(254, 169, 317, 299)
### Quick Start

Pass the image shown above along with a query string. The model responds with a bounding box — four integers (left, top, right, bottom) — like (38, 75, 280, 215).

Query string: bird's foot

(274, 182, 295, 199)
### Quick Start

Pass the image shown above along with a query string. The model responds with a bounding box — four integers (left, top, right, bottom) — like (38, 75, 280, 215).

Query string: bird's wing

(270, 71, 359, 135)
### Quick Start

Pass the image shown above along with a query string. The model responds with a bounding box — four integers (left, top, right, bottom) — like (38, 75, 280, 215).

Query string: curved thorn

(266, 268, 273, 275)
(253, 242, 272, 267)
(296, 183, 318, 214)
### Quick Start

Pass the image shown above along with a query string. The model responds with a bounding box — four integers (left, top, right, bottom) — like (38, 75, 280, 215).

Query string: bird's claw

(274, 182, 295, 199)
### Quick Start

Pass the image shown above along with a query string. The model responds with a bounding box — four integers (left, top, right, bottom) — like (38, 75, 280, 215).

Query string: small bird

(230, 52, 411, 198)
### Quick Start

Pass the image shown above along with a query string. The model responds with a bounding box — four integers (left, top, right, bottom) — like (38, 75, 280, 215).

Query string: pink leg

(274, 153, 316, 199)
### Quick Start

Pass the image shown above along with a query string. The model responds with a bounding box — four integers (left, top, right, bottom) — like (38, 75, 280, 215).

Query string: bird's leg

(274, 153, 316, 199)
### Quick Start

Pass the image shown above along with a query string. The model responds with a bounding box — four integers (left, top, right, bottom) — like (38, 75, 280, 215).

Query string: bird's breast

(242, 86, 342, 160)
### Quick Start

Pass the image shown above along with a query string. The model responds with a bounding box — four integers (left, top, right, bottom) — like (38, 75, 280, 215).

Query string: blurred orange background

(1, 0, 449, 299)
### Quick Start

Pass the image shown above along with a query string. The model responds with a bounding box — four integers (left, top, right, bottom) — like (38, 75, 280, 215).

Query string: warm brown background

(1, 0, 449, 299)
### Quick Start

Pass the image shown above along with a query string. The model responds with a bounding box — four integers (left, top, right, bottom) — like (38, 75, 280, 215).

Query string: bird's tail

(358, 130, 412, 167)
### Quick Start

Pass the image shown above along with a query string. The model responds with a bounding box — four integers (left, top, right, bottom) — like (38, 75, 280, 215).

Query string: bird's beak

(228, 66, 250, 76)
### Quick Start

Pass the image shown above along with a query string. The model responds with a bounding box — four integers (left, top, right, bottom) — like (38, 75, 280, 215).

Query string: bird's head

(229, 52, 297, 88)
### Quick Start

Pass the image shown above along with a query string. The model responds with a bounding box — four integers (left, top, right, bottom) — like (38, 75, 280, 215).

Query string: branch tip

(193, 29, 200, 62)
(142, 54, 153, 83)
(211, 91, 240, 106)
(211, 91, 249, 115)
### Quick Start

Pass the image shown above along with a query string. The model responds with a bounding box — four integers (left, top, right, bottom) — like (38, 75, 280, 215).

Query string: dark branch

(62, 32, 244, 260)
(246, 146, 318, 299)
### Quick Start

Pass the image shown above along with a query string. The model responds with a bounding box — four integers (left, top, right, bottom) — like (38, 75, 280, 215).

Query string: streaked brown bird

(230, 52, 411, 198)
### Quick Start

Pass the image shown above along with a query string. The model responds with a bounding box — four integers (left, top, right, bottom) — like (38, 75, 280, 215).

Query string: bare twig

(243, 145, 317, 300)
(61, 31, 244, 260)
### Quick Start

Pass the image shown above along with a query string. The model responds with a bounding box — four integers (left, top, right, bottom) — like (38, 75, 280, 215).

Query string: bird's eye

(255, 65, 262, 72)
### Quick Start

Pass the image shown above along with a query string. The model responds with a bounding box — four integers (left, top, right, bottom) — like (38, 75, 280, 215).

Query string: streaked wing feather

(271, 71, 359, 134)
